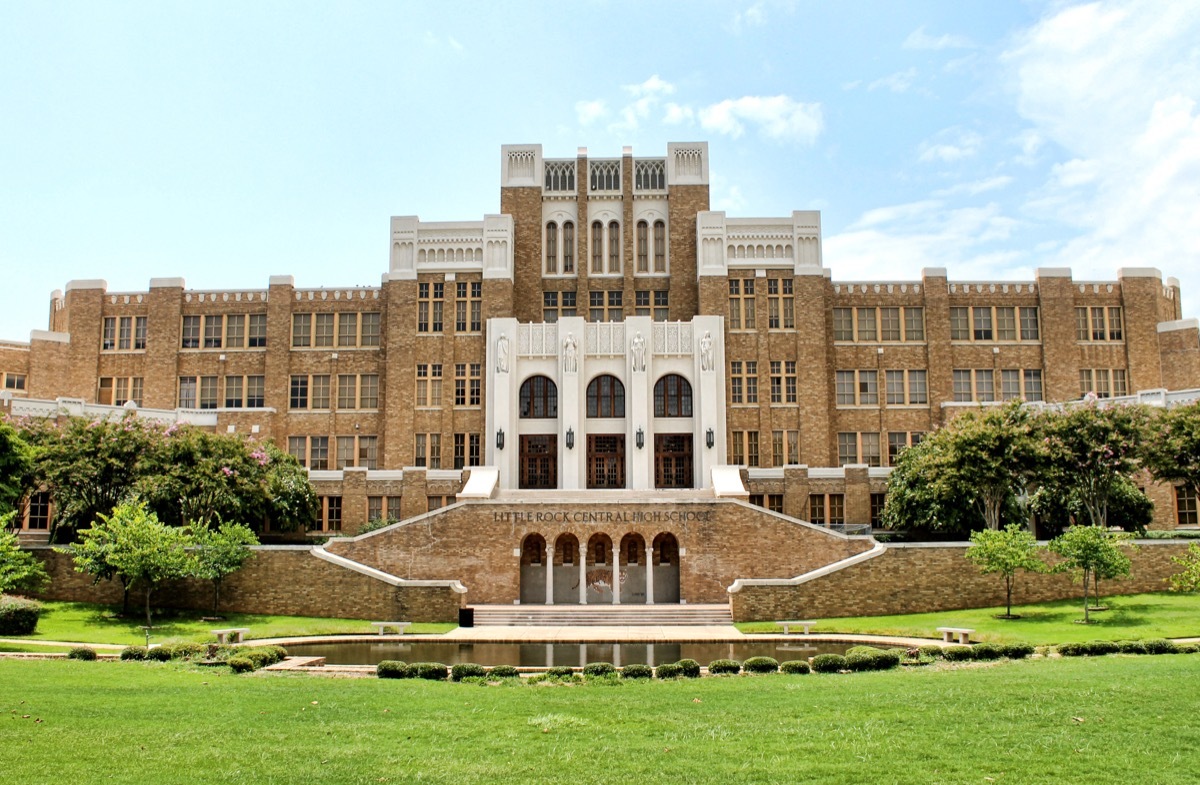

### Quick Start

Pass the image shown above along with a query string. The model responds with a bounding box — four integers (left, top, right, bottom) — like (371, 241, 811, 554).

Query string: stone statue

(563, 332, 578, 374)
(700, 331, 714, 371)
(630, 331, 646, 372)
(496, 333, 509, 374)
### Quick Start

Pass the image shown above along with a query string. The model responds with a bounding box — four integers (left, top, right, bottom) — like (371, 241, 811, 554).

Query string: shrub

(488, 665, 520, 679)
(707, 659, 742, 675)
(147, 646, 174, 662)
(655, 662, 683, 679)
(1056, 642, 1085, 657)
(810, 654, 846, 673)
(1083, 640, 1119, 656)
(676, 659, 701, 678)
(376, 660, 414, 679)
(67, 646, 97, 661)
(120, 646, 148, 661)
(241, 649, 275, 669)
(1115, 640, 1146, 654)
(1179, 643, 1200, 654)
(1001, 642, 1035, 660)
(621, 664, 653, 680)
(846, 649, 900, 672)
(972, 642, 1004, 661)
(167, 642, 206, 660)
(227, 656, 255, 673)
(261, 645, 288, 664)
(743, 656, 779, 674)
(779, 660, 811, 675)
(846, 645, 880, 656)
(0, 595, 42, 636)
(1142, 639, 1179, 655)
(414, 662, 449, 681)
(582, 662, 617, 678)
(942, 646, 974, 662)
(451, 663, 488, 682)
(870, 650, 902, 670)
(545, 666, 575, 679)
(918, 645, 944, 659)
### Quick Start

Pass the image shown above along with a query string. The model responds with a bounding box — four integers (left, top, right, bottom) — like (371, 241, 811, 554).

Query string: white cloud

(868, 68, 918, 94)
(663, 103, 694, 125)
(731, 2, 767, 33)
(918, 128, 982, 163)
(903, 26, 974, 51)
(698, 95, 823, 144)
(623, 75, 675, 98)
(714, 185, 748, 212)
(575, 100, 608, 126)
(934, 176, 1014, 197)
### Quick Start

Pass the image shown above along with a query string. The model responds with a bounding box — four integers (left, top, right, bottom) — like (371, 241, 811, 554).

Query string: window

(588, 290, 622, 322)
(975, 369, 995, 402)
(4, 373, 27, 391)
(543, 291, 577, 322)
(729, 431, 759, 467)
(809, 494, 826, 525)
(414, 433, 441, 469)
(837, 306, 924, 342)
(98, 377, 143, 407)
(730, 361, 758, 404)
(178, 377, 197, 408)
(996, 307, 1016, 341)
(455, 363, 481, 407)
(608, 221, 620, 273)
(387, 497, 402, 521)
(772, 430, 800, 466)
(767, 279, 795, 329)
(1079, 368, 1128, 398)
(1076, 307, 1123, 342)
(952, 369, 995, 402)
(546, 221, 558, 274)
(226, 314, 245, 348)
(337, 313, 358, 347)
(636, 220, 648, 273)
(203, 315, 223, 348)
(769, 361, 797, 404)
(950, 307, 970, 341)
(1113, 369, 1128, 397)
(225, 376, 243, 408)
(591, 221, 603, 274)
(838, 432, 858, 465)
(888, 432, 915, 464)
(418, 282, 445, 332)
(246, 376, 265, 408)
(26, 491, 51, 530)
(1018, 307, 1039, 340)
(833, 308, 854, 341)
(728, 278, 755, 330)
(519, 376, 558, 418)
(750, 494, 784, 513)
(292, 314, 311, 347)
(102, 317, 116, 350)
(972, 307, 993, 341)
(1177, 485, 1198, 526)
(455, 282, 482, 332)
(587, 375, 625, 418)
(248, 314, 267, 347)
(368, 496, 384, 522)
(835, 370, 877, 406)
(335, 435, 378, 470)
(861, 432, 881, 467)
(905, 307, 925, 341)
(314, 313, 334, 347)
(884, 369, 926, 405)
(1000, 370, 1021, 401)
(312, 437, 330, 471)
(102, 315, 144, 351)
(856, 308, 876, 341)
(314, 496, 341, 531)
(416, 364, 443, 407)
(653, 220, 666, 272)
(562, 222, 575, 273)
(879, 307, 901, 341)
(654, 374, 692, 417)
(809, 494, 845, 525)
(290, 376, 308, 409)
(1024, 370, 1043, 402)
(182, 315, 201, 348)
(870, 493, 887, 526)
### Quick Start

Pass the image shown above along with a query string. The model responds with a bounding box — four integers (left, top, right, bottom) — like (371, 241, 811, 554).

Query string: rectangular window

(178, 377, 197, 408)
(1024, 370, 1043, 402)
(292, 314, 311, 347)
(635, 289, 650, 317)
(102, 317, 116, 350)
(1079, 369, 1093, 398)
(1019, 307, 1039, 340)
(5, 373, 28, 391)
(771, 430, 800, 466)
(747, 431, 759, 468)
(870, 493, 887, 527)
(311, 375, 330, 409)
(454, 433, 466, 470)
(809, 494, 826, 525)
(117, 316, 132, 350)
(387, 497, 402, 521)
(728, 278, 755, 329)
(654, 289, 669, 321)
(338, 375, 357, 409)
(246, 376, 265, 408)
(360, 374, 378, 409)
(996, 307, 1017, 341)
(418, 282, 445, 332)
(247, 314, 266, 347)
(1076, 307, 1090, 341)
(1108, 307, 1123, 341)
(1113, 369, 1128, 397)
(784, 361, 797, 403)
(972, 307, 993, 341)
(1095, 368, 1111, 398)
(134, 316, 147, 349)
(27, 491, 52, 530)
(415, 433, 441, 469)
(879, 307, 901, 341)
(359, 436, 379, 470)
(828, 494, 845, 525)
(767, 279, 795, 329)
(203, 315, 223, 349)
(469, 433, 481, 467)
(885, 370, 906, 405)
(1177, 485, 1198, 526)
(975, 369, 995, 402)
(290, 375, 309, 409)
(98, 377, 114, 405)
(856, 307, 876, 341)
(837, 432, 858, 465)
(324, 496, 342, 530)
(313, 313, 334, 347)
(225, 375, 244, 408)
(310, 437, 329, 471)
(182, 315, 201, 349)
(1000, 369, 1021, 401)
(770, 361, 782, 403)
(836, 370, 876, 405)
(288, 436, 307, 467)
(368, 496, 383, 522)
(730, 431, 744, 465)
(337, 313, 358, 347)
(336, 436, 355, 470)
(416, 364, 443, 407)
(861, 432, 881, 467)
(887, 432, 910, 465)
(950, 307, 970, 340)
(768, 494, 784, 513)
(1091, 307, 1106, 341)
(836, 370, 855, 406)
(953, 369, 973, 402)
(225, 314, 245, 348)
(858, 370, 878, 405)
(833, 307, 854, 341)
(908, 370, 928, 405)
(455, 282, 482, 332)
(904, 307, 925, 341)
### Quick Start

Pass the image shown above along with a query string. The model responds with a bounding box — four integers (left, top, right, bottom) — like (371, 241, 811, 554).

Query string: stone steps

(470, 604, 733, 627)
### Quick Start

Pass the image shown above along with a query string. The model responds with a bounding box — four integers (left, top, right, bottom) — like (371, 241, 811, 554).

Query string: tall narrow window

(545, 222, 558, 274)
(562, 222, 575, 273)
(591, 221, 603, 273)
(653, 220, 666, 272)
(636, 221, 649, 273)
(608, 221, 620, 273)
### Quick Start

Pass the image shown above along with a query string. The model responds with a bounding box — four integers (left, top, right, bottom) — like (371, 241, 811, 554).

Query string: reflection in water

(284, 640, 873, 667)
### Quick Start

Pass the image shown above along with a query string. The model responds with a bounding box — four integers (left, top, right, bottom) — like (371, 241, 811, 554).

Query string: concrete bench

(776, 621, 817, 635)
(937, 627, 974, 645)
(371, 622, 412, 636)
(212, 628, 250, 645)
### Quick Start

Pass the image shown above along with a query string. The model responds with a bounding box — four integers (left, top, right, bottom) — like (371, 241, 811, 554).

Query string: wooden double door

(519, 435, 557, 489)
(587, 434, 625, 489)
(654, 433, 693, 488)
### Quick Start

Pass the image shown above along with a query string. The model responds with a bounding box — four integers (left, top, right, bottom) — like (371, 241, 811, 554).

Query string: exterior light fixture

(636, 427, 645, 450)
(566, 427, 575, 450)
(706, 428, 715, 449)
(496, 428, 505, 451)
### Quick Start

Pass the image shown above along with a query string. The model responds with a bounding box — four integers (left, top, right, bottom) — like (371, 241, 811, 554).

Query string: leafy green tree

(261, 442, 319, 533)
(1142, 401, 1200, 510)
(61, 510, 133, 613)
(0, 419, 35, 516)
(191, 521, 257, 616)
(1048, 525, 1133, 623)
(0, 514, 49, 594)
(965, 524, 1047, 618)
(1169, 542, 1200, 593)
(1029, 474, 1153, 538)
(881, 436, 968, 535)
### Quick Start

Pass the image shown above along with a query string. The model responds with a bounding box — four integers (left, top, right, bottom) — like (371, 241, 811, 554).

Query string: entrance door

(587, 434, 625, 489)
(654, 434, 693, 488)
(519, 435, 557, 489)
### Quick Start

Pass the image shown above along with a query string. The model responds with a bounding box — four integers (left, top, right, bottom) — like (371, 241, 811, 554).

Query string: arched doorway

(585, 533, 614, 604)
(519, 533, 546, 604)
(619, 533, 647, 604)
(586, 374, 626, 489)
(652, 533, 681, 603)
(553, 533, 581, 604)
(519, 376, 558, 489)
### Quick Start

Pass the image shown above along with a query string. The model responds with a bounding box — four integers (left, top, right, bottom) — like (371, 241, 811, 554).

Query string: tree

(72, 503, 192, 626)
(0, 419, 35, 516)
(881, 436, 972, 535)
(0, 514, 49, 595)
(1142, 401, 1200, 509)
(191, 522, 257, 616)
(1048, 525, 1133, 623)
(965, 524, 1047, 618)
(1169, 542, 1200, 593)
(1029, 474, 1153, 538)
(261, 442, 319, 532)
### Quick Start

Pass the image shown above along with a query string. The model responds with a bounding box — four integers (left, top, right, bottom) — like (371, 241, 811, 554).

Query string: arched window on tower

(587, 375, 626, 418)
(545, 222, 558, 274)
(654, 374, 693, 417)
(591, 221, 604, 274)
(654, 220, 666, 272)
(636, 220, 649, 273)
(519, 376, 558, 419)
(608, 221, 620, 273)
(562, 221, 575, 273)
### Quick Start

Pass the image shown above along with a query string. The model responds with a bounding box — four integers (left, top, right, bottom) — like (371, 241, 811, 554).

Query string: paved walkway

(0, 638, 124, 650)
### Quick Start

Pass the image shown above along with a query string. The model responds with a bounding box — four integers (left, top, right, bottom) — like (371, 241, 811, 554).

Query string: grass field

(10, 602, 454, 646)
(737, 591, 1200, 644)
(3, 656, 1199, 784)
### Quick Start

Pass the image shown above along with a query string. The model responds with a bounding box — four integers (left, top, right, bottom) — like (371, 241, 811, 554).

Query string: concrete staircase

(470, 603, 733, 627)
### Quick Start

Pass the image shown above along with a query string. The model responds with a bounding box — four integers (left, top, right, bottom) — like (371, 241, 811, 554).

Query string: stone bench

(212, 628, 250, 645)
(776, 620, 817, 635)
(937, 627, 975, 645)
(371, 622, 412, 636)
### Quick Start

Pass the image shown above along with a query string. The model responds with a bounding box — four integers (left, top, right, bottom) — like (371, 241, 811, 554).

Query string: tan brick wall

(1159, 324, 1200, 392)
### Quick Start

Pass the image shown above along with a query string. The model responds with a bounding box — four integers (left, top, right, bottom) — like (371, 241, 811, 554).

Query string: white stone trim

(65, 279, 107, 292)
(727, 541, 887, 592)
(1158, 318, 1199, 333)
(311, 547, 468, 593)
(1118, 267, 1162, 279)
(29, 330, 69, 344)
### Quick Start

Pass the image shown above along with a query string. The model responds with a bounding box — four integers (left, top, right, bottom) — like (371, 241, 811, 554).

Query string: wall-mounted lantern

(496, 428, 505, 451)
(706, 428, 715, 449)
(566, 427, 575, 450)
(636, 427, 645, 450)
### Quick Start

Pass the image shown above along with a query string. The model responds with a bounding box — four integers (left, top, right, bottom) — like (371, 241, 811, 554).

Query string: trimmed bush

(846, 646, 880, 657)
(942, 645, 974, 662)
(655, 662, 683, 679)
(810, 654, 846, 674)
(972, 642, 1004, 661)
(545, 666, 575, 679)
(377, 660, 414, 679)
(167, 642, 206, 660)
(707, 659, 742, 675)
(871, 650, 902, 670)
(918, 645, 944, 660)
(621, 664, 653, 680)
(1084, 640, 1119, 656)
(1115, 640, 1147, 654)
(67, 646, 97, 661)
(676, 659, 701, 678)
(240, 649, 275, 669)
(1056, 642, 1085, 657)
(451, 663, 488, 682)
(120, 646, 148, 661)
(779, 660, 811, 675)
(414, 662, 449, 681)
(582, 662, 617, 678)
(488, 665, 520, 679)
(0, 595, 42, 636)
(846, 649, 901, 672)
(147, 646, 174, 662)
(743, 656, 779, 674)
(227, 656, 255, 674)
(1001, 642, 1035, 660)
(1142, 639, 1179, 655)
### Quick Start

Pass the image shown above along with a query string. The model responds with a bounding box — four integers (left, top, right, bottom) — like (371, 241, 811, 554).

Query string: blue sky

(2, 1, 1199, 341)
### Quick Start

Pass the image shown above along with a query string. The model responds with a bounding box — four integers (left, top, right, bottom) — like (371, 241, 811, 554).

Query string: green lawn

(10, 601, 454, 646)
(738, 591, 1200, 644)
(3, 656, 1199, 783)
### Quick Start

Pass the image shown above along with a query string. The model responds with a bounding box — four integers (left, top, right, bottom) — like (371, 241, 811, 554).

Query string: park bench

(776, 620, 817, 635)
(937, 627, 975, 645)
(370, 622, 412, 636)
(212, 628, 250, 645)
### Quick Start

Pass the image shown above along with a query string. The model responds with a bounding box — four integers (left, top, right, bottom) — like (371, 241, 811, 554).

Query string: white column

(578, 554, 587, 604)
(646, 545, 656, 605)
(611, 543, 621, 605)
(545, 544, 554, 605)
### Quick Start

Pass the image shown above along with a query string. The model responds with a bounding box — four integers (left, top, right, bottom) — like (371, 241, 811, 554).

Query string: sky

(2, 0, 1199, 341)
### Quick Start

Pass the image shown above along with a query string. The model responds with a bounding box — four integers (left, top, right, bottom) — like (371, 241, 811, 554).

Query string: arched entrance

(519, 534, 547, 604)
(585, 533, 615, 603)
(553, 533, 582, 603)
(619, 533, 647, 604)
(652, 533, 681, 603)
